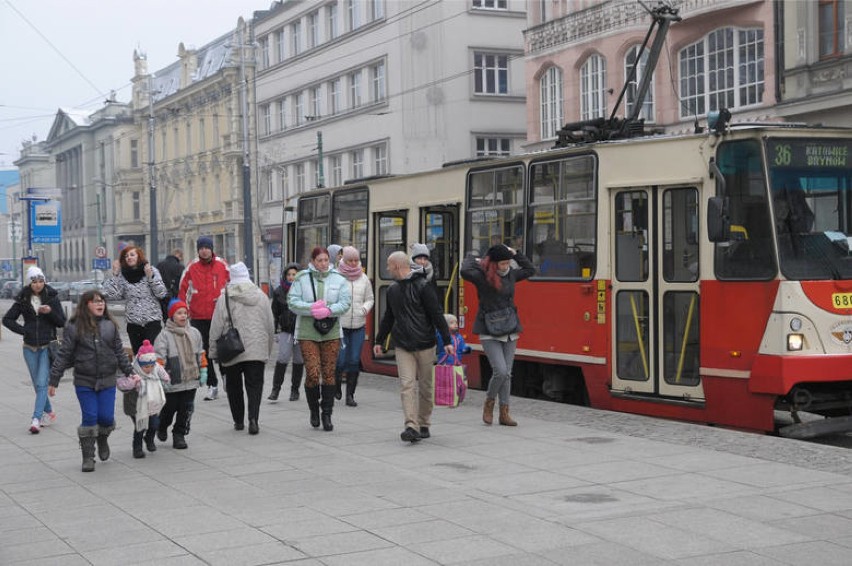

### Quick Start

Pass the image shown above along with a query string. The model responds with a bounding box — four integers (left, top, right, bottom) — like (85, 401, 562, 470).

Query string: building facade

(253, 0, 527, 278)
(130, 17, 258, 268)
(524, 0, 777, 150)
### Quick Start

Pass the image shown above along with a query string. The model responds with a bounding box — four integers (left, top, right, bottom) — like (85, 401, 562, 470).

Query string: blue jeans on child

(23, 347, 52, 420)
(75, 385, 116, 427)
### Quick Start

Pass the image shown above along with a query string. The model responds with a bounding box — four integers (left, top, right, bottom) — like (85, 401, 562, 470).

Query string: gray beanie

(327, 244, 342, 259)
(410, 242, 430, 260)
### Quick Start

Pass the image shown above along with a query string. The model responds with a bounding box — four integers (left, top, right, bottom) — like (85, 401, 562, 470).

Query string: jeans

(23, 347, 52, 420)
(75, 385, 116, 427)
(481, 338, 517, 406)
(336, 326, 365, 377)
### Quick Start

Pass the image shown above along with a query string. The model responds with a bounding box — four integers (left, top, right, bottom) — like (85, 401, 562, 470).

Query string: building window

(371, 61, 386, 102)
(349, 70, 362, 108)
(347, 0, 360, 30)
(351, 149, 364, 178)
(265, 171, 274, 203)
(329, 78, 342, 115)
(310, 86, 321, 118)
(307, 12, 319, 48)
(130, 139, 139, 168)
(474, 52, 509, 95)
(819, 0, 846, 58)
(276, 28, 286, 62)
(291, 21, 302, 56)
(259, 37, 270, 69)
(199, 119, 206, 151)
(625, 45, 655, 122)
(330, 155, 342, 186)
(132, 191, 141, 220)
(472, 0, 507, 9)
(371, 0, 384, 20)
(373, 144, 388, 175)
(295, 163, 306, 193)
(476, 137, 511, 157)
(279, 167, 289, 199)
(580, 54, 607, 120)
(278, 98, 287, 130)
(328, 2, 339, 40)
(261, 104, 271, 135)
(540, 66, 563, 140)
(310, 159, 320, 188)
(293, 93, 304, 126)
(679, 27, 764, 118)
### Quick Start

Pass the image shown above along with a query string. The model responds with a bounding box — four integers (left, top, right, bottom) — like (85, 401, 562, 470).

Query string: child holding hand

(436, 314, 471, 365)
(117, 340, 170, 459)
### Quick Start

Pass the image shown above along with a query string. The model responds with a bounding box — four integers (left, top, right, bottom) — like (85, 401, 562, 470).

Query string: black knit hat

(197, 236, 214, 251)
(486, 244, 514, 262)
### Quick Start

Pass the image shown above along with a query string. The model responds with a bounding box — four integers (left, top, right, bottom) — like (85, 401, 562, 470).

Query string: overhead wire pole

(147, 75, 159, 265)
(239, 24, 254, 278)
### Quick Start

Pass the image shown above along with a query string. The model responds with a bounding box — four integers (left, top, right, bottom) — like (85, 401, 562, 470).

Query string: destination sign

(768, 139, 851, 169)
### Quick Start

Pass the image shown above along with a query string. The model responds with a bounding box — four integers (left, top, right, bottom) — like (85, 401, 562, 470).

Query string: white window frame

(539, 66, 563, 140)
(330, 155, 342, 187)
(580, 54, 607, 120)
(259, 37, 270, 69)
(373, 144, 388, 175)
(349, 70, 362, 108)
(351, 149, 364, 179)
(291, 21, 302, 56)
(371, 0, 384, 20)
(261, 104, 271, 135)
(475, 137, 511, 157)
(307, 11, 319, 48)
(276, 29, 286, 62)
(474, 52, 509, 95)
(329, 78, 342, 115)
(295, 163, 306, 194)
(310, 86, 321, 118)
(327, 2, 339, 40)
(371, 61, 386, 102)
(624, 45, 655, 122)
(130, 139, 139, 168)
(278, 98, 287, 130)
(473, 0, 507, 10)
(293, 92, 304, 126)
(347, 0, 360, 31)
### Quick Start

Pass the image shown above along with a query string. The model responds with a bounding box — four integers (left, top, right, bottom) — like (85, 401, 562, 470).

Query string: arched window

(624, 45, 655, 122)
(539, 66, 563, 140)
(580, 54, 607, 120)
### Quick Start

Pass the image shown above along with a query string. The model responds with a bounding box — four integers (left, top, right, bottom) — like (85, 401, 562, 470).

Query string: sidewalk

(2, 323, 852, 565)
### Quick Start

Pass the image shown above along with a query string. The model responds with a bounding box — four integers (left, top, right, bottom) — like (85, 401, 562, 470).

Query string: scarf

(166, 320, 200, 381)
(122, 262, 146, 284)
(337, 260, 363, 281)
(132, 360, 167, 431)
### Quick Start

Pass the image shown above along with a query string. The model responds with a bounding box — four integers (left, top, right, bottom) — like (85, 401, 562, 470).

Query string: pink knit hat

(342, 246, 360, 261)
(136, 340, 157, 364)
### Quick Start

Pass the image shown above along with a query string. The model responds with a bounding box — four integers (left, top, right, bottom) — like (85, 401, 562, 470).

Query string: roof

(151, 30, 236, 103)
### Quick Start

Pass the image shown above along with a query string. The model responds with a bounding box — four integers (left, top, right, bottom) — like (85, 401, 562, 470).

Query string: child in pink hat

(117, 339, 170, 459)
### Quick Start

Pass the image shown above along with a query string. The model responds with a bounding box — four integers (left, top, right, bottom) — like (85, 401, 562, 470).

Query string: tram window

(332, 188, 369, 268)
(663, 188, 699, 283)
(529, 155, 597, 279)
(466, 165, 525, 256)
(377, 213, 406, 280)
(663, 291, 700, 387)
(714, 140, 776, 280)
(297, 194, 330, 267)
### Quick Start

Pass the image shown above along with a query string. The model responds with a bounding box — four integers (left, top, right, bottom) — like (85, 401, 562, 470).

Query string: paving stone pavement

(2, 306, 852, 565)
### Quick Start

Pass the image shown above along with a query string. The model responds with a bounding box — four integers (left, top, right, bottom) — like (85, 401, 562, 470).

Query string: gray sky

(0, 0, 256, 169)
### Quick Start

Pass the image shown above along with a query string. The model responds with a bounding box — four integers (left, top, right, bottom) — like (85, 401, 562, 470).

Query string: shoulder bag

(309, 273, 337, 335)
(215, 288, 245, 362)
(483, 305, 519, 336)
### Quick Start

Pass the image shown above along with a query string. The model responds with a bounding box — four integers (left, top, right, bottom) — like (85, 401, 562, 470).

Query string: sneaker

(400, 427, 421, 443)
(419, 427, 430, 439)
(29, 418, 40, 434)
(41, 412, 57, 427)
(204, 386, 218, 401)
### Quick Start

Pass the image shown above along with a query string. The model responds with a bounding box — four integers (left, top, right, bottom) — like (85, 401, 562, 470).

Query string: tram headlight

(787, 333, 804, 351)
(790, 317, 802, 331)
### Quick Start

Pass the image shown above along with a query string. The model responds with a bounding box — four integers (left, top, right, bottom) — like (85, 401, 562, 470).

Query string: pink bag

(433, 364, 467, 407)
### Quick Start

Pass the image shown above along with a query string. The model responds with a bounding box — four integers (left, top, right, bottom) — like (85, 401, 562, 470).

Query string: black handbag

(309, 273, 337, 335)
(215, 288, 245, 362)
(483, 306, 519, 336)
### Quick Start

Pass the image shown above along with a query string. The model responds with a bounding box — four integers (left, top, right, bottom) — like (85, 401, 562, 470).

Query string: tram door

(373, 210, 408, 356)
(420, 205, 460, 315)
(610, 186, 704, 400)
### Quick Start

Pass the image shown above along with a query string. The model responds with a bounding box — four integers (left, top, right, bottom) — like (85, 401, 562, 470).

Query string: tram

(293, 123, 852, 438)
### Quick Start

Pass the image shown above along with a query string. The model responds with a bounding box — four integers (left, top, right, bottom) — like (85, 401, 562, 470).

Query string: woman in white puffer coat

(334, 246, 374, 406)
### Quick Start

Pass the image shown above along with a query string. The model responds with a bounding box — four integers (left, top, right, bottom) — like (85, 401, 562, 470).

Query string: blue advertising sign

(31, 201, 62, 243)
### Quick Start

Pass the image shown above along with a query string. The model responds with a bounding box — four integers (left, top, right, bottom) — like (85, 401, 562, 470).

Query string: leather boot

(96, 424, 115, 461)
(133, 430, 145, 459)
(305, 385, 321, 428)
(483, 398, 496, 425)
(320, 384, 335, 431)
(334, 372, 344, 401)
(144, 428, 157, 452)
(346, 371, 359, 407)
(78, 426, 98, 472)
(290, 364, 303, 401)
(268, 362, 287, 401)
(499, 404, 517, 426)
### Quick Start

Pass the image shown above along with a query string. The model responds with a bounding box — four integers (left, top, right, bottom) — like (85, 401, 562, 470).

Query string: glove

(311, 300, 331, 319)
(199, 367, 208, 386)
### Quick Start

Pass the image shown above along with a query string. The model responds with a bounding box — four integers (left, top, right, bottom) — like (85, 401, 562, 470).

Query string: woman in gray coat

(209, 262, 275, 435)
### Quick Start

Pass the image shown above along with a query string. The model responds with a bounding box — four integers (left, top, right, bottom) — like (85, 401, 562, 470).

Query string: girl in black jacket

(48, 290, 136, 472)
(2, 267, 66, 434)
(269, 263, 304, 401)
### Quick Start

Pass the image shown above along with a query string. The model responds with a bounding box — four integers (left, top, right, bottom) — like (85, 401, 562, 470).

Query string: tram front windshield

(767, 138, 852, 280)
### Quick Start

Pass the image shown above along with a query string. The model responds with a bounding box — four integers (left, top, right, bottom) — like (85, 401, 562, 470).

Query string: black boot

(305, 386, 321, 428)
(144, 428, 157, 452)
(289, 364, 303, 401)
(346, 372, 359, 407)
(96, 424, 115, 462)
(321, 384, 335, 431)
(268, 362, 287, 401)
(78, 426, 98, 472)
(334, 372, 344, 401)
(133, 431, 145, 459)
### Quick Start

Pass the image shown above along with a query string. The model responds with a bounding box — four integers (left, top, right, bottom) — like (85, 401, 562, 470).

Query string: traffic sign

(95, 246, 107, 259)
(93, 258, 111, 270)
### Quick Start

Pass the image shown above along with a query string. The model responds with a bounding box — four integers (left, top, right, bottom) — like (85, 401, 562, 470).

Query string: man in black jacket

(374, 251, 453, 443)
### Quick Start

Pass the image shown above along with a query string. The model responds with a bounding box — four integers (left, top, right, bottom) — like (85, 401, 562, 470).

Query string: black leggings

(127, 321, 163, 356)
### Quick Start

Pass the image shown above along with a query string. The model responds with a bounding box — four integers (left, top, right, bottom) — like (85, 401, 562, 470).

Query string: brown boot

(499, 404, 517, 426)
(482, 398, 495, 425)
